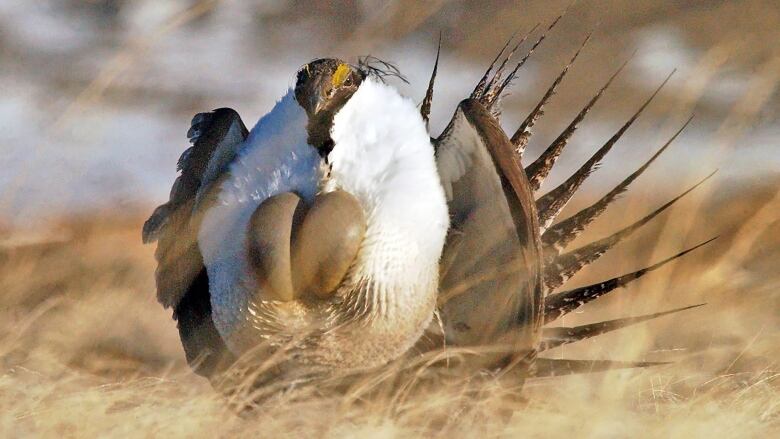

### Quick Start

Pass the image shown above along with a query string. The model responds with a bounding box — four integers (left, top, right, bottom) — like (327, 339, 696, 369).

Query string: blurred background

(1, 0, 778, 222)
(0, 1, 778, 437)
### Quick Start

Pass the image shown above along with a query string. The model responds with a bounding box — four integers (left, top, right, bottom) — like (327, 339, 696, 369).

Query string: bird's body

(145, 25, 715, 391)
(195, 78, 448, 373)
(198, 90, 320, 354)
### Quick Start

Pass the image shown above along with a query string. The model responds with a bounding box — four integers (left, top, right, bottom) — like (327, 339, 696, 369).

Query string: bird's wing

(142, 108, 248, 378)
(435, 99, 543, 357)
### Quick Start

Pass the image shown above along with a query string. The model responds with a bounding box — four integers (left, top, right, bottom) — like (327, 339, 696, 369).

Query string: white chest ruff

(316, 79, 450, 367)
(203, 79, 450, 371)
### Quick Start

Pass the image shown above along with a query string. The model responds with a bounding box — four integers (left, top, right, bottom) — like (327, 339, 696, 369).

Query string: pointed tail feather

(487, 12, 567, 111)
(531, 358, 669, 378)
(523, 56, 632, 191)
(420, 34, 441, 126)
(535, 71, 676, 232)
(480, 26, 537, 104)
(540, 304, 706, 351)
(511, 31, 593, 157)
(470, 34, 516, 100)
(544, 237, 717, 323)
(543, 172, 716, 291)
(542, 116, 694, 257)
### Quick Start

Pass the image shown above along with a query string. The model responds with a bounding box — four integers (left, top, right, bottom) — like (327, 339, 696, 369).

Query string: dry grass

(1, 182, 778, 437)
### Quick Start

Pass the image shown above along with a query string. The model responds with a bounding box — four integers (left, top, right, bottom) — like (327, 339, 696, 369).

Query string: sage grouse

(143, 21, 714, 388)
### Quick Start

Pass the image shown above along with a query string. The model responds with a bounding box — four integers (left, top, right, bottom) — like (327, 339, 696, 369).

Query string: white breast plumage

(198, 90, 321, 350)
(201, 78, 449, 371)
(320, 78, 450, 368)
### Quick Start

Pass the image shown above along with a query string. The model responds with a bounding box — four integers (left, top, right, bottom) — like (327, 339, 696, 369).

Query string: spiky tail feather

(523, 56, 632, 191)
(543, 171, 716, 291)
(470, 31, 519, 100)
(544, 237, 717, 323)
(511, 31, 592, 156)
(535, 71, 675, 232)
(540, 304, 705, 351)
(479, 26, 537, 104)
(484, 13, 566, 114)
(541, 116, 694, 258)
(420, 33, 441, 127)
(531, 358, 669, 378)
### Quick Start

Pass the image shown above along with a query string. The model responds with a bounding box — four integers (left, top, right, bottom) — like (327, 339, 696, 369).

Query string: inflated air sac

(247, 190, 366, 301)
(291, 190, 366, 299)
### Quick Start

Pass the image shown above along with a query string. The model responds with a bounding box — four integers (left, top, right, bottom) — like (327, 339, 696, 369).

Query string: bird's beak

(307, 76, 329, 116)
(313, 95, 327, 115)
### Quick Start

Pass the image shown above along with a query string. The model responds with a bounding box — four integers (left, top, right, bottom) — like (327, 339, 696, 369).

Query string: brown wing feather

(143, 108, 247, 378)
(435, 99, 543, 366)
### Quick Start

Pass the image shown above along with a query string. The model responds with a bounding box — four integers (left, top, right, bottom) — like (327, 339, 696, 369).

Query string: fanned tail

(429, 29, 718, 380)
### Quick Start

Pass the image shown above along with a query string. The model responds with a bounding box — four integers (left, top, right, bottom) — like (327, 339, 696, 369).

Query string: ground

(1, 181, 777, 437)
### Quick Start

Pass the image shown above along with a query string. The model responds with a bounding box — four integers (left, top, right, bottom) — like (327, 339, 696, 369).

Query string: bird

(143, 58, 451, 383)
(143, 18, 716, 389)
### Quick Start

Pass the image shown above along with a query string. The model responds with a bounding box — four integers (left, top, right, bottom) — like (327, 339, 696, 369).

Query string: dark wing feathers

(460, 100, 540, 248)
(143, 108, 248, 244)
(183, 108, 249, 178)
(435, 99, 543, 356)
(174, 268, 237, 377)
(143, 107, 247, 378)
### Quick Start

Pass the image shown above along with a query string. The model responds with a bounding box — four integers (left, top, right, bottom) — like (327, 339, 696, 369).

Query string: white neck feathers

(328, 78, 449, 266)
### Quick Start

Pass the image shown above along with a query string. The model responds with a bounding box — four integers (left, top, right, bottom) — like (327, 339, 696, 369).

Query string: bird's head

(295, 58, 365, 155)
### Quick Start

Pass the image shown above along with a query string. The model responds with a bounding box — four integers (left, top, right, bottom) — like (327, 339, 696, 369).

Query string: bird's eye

(344, 76, 353, 87)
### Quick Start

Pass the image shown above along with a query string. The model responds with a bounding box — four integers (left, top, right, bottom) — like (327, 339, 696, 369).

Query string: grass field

(1, 180, 777, 437)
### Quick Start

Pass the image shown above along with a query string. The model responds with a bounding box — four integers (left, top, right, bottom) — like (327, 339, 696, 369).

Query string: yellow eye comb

(331, 63, 350, 88)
